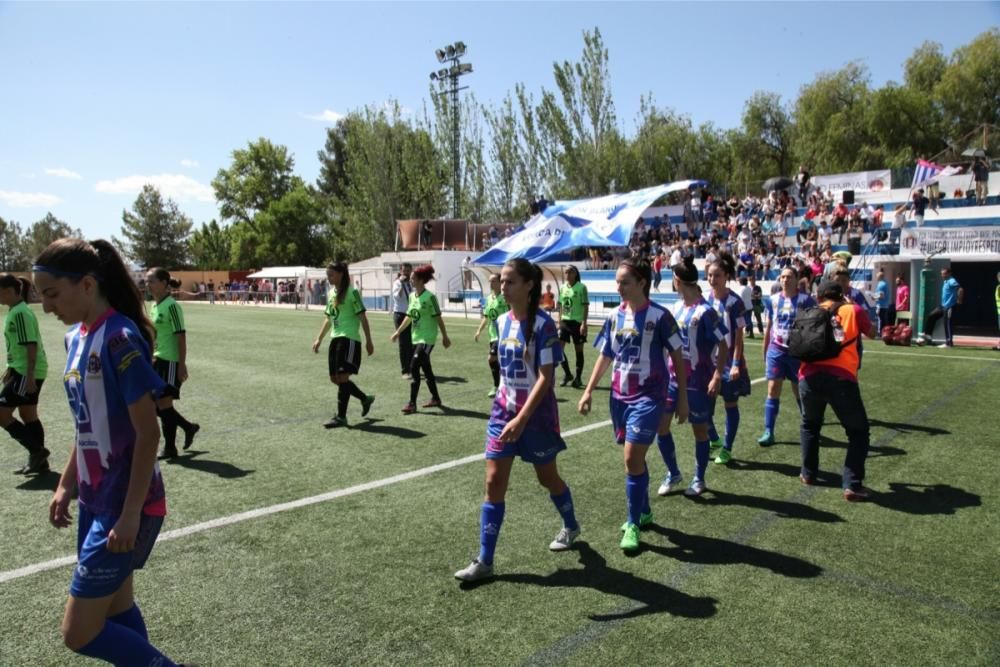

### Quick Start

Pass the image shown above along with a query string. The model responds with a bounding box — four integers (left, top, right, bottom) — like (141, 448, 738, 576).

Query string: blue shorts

(665, 384, 713, 425)
(766, 347, 800, 383)
(70, 506, 164, 599)
(721, 362, 752, 402)
(485, 422, 566, 464)
(610, 397, 662, 446)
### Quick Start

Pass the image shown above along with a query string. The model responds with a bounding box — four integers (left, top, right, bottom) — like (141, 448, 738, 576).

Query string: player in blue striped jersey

(758, 266, 816, 446)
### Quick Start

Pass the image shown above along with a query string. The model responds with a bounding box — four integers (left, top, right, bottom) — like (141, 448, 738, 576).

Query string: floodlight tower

(430, 41, 472, 219)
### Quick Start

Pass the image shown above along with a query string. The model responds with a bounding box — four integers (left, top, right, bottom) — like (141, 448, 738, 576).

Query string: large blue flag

(474, 180, 706, 265)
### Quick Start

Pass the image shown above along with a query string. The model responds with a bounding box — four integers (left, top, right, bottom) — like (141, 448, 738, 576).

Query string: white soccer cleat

(657, 474, 684, 496)
(454, 559, 494, 582)
(549, 526, 581, 551)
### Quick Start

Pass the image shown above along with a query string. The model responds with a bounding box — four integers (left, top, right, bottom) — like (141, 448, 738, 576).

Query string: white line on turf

(0, 400, 673, 585)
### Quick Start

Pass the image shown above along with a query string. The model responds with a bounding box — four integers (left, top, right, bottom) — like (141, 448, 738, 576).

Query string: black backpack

(787, 305, 856, 362)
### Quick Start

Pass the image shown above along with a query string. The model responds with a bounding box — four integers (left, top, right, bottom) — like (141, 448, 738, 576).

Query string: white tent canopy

(245, 266, 327, 280)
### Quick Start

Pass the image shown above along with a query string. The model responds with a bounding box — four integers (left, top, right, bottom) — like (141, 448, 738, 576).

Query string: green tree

(116, 184, 193, 268)
(252, 184, 333, 266)
(793, 61, 876, 172)
(0, 217, 28, 271)
(213, 138, 298, 225)
(935, 28, 1000, 150)
(25, 213, 81, 262)
(739, 91, 795, 178)
(189, 219, 232, 269)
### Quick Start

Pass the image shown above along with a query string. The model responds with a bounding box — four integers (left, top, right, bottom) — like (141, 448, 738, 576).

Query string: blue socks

(76, 619, 176, 666)
(656, 434, 681, 477)
(764, 397, 780, 431)
(625, 469, 649, 526)
(724, 405, 740, 450)
(694, 439, 710, 481)
(109, 604, 148, 640)
(707, 396, 720, 441)
(478, 502, 505, 566)
(550, 487, 579, 531)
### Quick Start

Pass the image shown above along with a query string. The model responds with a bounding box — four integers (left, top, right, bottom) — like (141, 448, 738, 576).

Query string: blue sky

(2, 1, 997, 240)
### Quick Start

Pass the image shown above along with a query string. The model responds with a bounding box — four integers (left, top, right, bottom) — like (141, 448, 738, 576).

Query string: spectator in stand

(874, 269, 891, 333)
(972, 156, 990, 206)
(890, 203, 908, 246)
(895, 274, 909, 324)
(796, 165, 811, 205)
(702, 195, 717, 228)
(652, 251, 664, 291)
(846, 216, 864, 255)
(420, 219, 433, 248)
(489, 224, 500, 246)
(207, 279, 215, 304)
(921, 267, 963, 347)
(909, 188, 932, 227)
(481, 232, 491, 250)
(831, 201, 849, 243)
(798, 206, 817, 245)
(817, 219, 832, 249)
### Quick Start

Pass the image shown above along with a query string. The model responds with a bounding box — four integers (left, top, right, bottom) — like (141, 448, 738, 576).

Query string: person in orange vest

(798, 279, 876, 501)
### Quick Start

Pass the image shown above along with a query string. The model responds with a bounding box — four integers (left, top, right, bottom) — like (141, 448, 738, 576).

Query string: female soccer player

(312, 262, 375, 428)
(704, 253, 750, 465)
(0, 274, 49, 475)
(655, 256, 727, 498)
(473, 273, 508, 398)
(758, 266, 816, 446)
(558, 265, 589, 388)
(34, 239, 188, 666)
(145, 268, 199, 459)
(391, 264, 451, 413)
(455, 259, 580, 581)
(579, 259, 687, 552)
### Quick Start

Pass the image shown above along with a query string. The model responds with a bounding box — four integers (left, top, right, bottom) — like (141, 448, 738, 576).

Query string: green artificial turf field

(1, 303, 998, 666)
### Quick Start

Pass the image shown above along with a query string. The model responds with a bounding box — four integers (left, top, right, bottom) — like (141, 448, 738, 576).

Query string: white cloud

(180, 159, 199, 168)
(94, 174, 215, 203)
(303, 109, 345, 124)
(0, 190, 61, 208)
(45, 167, 82, 180)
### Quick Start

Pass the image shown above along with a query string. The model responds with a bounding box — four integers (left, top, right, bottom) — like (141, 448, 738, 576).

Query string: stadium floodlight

(429, 41, 472, 219)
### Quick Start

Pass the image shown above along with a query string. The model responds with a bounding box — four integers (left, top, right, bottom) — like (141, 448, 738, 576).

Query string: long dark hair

(505, 258, 542, 349)
(34, 238, 154, 346)
(673, 255, 700, 287)
(148, 267, 181, 289)
(709, 252, 737, 280)
(564, 265, 580, 285)
(619, 259, 652, 298)
(0, 274, 31, 302)
(327, 261, 350, 305)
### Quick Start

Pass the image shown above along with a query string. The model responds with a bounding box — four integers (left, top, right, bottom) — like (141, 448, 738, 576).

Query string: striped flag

(911, 159, 961, 189)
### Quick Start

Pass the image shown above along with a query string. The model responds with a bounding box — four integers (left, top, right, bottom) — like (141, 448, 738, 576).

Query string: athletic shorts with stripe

(153, 358, 183, 399)
(0, 369, 43, 407)
(328, 337, 362, 376)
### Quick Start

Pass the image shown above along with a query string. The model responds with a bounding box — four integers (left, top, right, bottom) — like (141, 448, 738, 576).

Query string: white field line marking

(0, 409, 639, 585)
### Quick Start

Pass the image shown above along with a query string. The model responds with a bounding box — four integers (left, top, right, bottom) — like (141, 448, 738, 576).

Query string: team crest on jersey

(690, 317, 700, 329)
(502, 336, 522, 349)
(645, 321, 655, 331)
(87, 353, 102, 375)
(108, 332, 130, 353)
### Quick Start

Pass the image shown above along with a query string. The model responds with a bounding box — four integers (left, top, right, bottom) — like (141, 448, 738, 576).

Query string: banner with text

(899, 227, 1000, 258)
(811, 169, 892, 197)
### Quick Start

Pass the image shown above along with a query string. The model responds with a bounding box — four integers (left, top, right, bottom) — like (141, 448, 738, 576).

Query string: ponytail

(34, 238, 154, 347)
(0, 274, 31, 301)
(504, 259, 543, 351)
(327, 261, 350, 305)
(149, 266, 182, 290)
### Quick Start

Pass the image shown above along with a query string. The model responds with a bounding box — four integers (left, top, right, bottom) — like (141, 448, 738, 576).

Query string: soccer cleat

(361, 394, 375, 417)
(323, 416, 348, 429)
(657, 474, 683, 496)
(684, 479, 707, 497)
(401, 372, 411, 379)
(549, 526, 581, 551)
(18, 448, 51, 475)
(571, 378, 584, 389)
(560, 375, 573, 387)
(936, 343, 950, 349)
(708, 438, 723, 453)
(422, 398, 442, 409)
(401, 403, 416, 414)
(714, 448, 733, 465)
(487, 388, 497, 398)
(843, 485, 874, 502)
(183, 423, 200, 450)
(757, 430, 775, 447)
(620, 523, 641, 551)
(799, 473, 815, 486)
(454, 559, 494, 582)
(620, 511, 652, 531)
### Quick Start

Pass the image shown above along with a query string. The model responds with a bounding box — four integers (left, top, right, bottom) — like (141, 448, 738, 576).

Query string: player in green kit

(391, 264, 451, 413)
(0, 274, 50, 475)
(474, 273, 508, 398)
(312, 262, 375, 428)
(146, 268, 200, 459)
(558, 265, 589, 388)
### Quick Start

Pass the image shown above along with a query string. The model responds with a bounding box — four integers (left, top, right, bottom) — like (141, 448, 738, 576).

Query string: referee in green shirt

(557, 266, 589, 388)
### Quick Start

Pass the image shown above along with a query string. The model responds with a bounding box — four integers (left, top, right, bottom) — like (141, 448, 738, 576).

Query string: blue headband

(31, 264, 98, 281)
